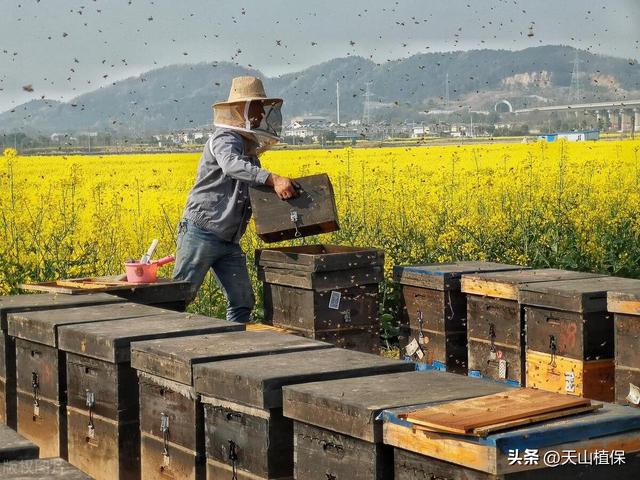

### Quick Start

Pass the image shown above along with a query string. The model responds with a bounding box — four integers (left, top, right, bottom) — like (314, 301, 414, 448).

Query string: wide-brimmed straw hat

(213, 76, 282, 106)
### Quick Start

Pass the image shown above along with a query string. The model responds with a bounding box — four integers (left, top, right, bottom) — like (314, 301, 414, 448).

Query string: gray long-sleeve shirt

(182, 128, 271, 243)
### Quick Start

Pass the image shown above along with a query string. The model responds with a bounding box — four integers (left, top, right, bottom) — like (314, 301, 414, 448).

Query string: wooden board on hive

(399, 389, 591, 435)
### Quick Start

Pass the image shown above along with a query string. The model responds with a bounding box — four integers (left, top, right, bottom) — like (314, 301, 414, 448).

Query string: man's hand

(266, 174, 299, 200)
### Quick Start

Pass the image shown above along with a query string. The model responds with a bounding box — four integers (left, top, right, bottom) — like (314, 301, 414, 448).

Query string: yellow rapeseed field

(2, 140, 640, 318)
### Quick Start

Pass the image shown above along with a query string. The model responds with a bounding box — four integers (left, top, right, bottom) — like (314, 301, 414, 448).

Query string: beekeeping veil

(213, 76, 283, 148)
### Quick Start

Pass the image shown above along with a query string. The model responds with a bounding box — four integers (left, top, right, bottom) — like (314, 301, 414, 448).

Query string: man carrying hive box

(173, 76, 298, 322)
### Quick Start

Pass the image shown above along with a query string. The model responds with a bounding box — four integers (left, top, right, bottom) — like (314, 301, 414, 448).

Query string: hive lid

(461, 269, 605, 300)
(282, 370, 512, 443)
(249, 174, 339, 242)
(393, 261, 527, 291)
(58, 313, 243, 362)
(0, 458, 93, 479)
(131, 331, 332, 385)
(0, 293, 124, 331)
(519, 276, 640, 313)
(0, 424, 39, 462)
(607, 288, 640, 316)
(256, 244, 384, 272)
(193, 348, 414, 409)
(7, 302, 168, 347)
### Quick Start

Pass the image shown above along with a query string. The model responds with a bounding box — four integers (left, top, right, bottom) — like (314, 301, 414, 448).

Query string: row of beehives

(3, 291, 640, 480)
(0, 290, 407, 480)
(394, 261, 640, 406)
(0, 255, 640, 479)
(3, 292, 640, 480)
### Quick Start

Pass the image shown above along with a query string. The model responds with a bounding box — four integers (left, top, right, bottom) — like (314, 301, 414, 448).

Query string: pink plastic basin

(124, 255, 175, 283)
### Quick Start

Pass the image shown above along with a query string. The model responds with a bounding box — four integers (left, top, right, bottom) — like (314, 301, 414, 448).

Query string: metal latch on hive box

(160, 412, 171, 464)
(86, 390, 96, 439)
(31, 372, 40, 418)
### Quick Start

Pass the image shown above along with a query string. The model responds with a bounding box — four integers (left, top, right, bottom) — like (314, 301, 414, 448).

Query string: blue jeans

(172, 219, 255, 323)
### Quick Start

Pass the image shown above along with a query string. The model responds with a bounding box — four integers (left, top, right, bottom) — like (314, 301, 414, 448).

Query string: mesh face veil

(214, 99, 283, 142)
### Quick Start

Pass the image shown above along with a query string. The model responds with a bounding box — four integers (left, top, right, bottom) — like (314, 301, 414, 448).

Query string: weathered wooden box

(249, 173, 339, 242)
(6, 302, 170, 459)
(282, 371, 510, 480)
(58, 313, 242, 480)
(0, 424, 39, 462)
(130, 331, 331, 480)
(607, 288, 640, 407)
(384, 402, 640, 479)
(393, 262, 525, 373)
(21, 278, 192, 312)
(0, 458, 94, 479)
(258, 245, 384, 353)
(193, 348, 413, 480)
(0, 293, 124, 428)
(521, 276, 640, 401)
(462, 269, 603, 386)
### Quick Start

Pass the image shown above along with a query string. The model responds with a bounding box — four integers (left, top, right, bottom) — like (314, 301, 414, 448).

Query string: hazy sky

(0, 0, 638, 112)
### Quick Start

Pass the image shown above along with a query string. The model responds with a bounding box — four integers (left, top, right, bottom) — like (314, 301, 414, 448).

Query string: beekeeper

(173, 76, 297, 322)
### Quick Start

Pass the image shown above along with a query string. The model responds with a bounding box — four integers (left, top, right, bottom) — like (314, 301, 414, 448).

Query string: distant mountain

(1, 45, 638, 135)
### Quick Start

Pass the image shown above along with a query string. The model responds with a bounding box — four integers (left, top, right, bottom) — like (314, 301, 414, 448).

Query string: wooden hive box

(249, 173, 339, 243)
(57, 313, 243, 480)
(393, 262, 525, 373)
(257, 245, 385, 353)
(462, 269, 604, 386)
(21, 278, 192, 312)
(520, 276, 640, 402)
(384, 401, 640, 479)
(0, 293, 124, 429)
(0, 458, 94, 479)
(0, 424, 39, 462)
(130, 331, 332, 480)
(607, 288, 640, 407)
(282, 370, 511, 480)
(6, 302, 172, 459)
(193, 348, 413, 480)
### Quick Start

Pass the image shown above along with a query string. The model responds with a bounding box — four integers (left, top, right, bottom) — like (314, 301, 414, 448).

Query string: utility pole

(569, 54, 582, 102)
(445, 73, 450, 110)
(336, 81, 340, 125)
(362, 81, 373, 126)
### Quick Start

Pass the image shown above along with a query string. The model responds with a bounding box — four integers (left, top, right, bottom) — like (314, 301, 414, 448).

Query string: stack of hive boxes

(393, 261, 524, 372)
(252, 174, 385, 354)
(461, 269, 604, 386)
